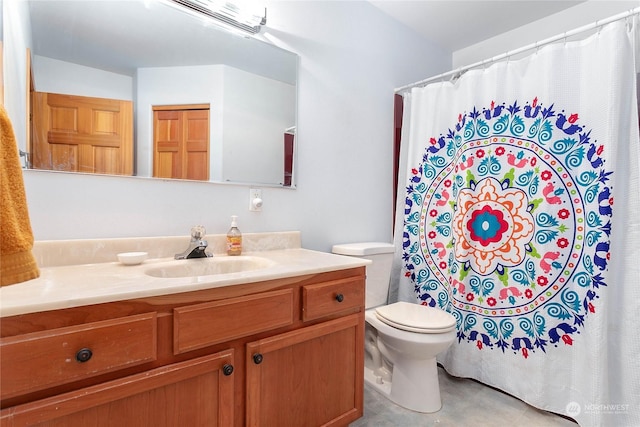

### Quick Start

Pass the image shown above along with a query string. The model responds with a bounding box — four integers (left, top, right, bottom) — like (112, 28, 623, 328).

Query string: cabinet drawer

(174, 288, 294, 354)
(302, 277, 364, 322)
(0, 312, 157, 400)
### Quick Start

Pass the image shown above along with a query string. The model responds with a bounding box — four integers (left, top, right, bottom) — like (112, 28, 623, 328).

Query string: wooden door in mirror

(153, 104, 210, 181)
(31, 92, 133, 175)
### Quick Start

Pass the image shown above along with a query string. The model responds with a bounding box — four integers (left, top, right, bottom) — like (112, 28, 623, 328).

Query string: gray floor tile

(351, 366, 577, 427)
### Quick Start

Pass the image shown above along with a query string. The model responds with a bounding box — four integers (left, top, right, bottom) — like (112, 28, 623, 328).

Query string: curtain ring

(625, 14, 634, 33)
(596, 19, 603, 35)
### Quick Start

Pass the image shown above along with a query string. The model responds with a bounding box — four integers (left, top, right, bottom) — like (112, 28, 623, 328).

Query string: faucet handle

(191, 225, 206, 240)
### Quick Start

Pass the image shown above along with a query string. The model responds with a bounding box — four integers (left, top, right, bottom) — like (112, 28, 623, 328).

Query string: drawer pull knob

(335, 293, 344, 303)
(75, 348, 93, 363)
(253, 353, 263, 365)
(222, 364, 234, 376)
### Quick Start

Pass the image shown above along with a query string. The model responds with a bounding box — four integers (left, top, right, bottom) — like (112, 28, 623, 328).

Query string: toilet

(332, 242, 457, 413)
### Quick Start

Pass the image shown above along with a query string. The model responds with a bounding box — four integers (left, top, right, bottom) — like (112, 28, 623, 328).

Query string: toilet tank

(331, 242, 395, 309)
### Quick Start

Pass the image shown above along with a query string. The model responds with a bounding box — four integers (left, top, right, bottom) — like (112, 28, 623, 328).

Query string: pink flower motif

(525, 289, 533, 299)
(466, 293, 475, 302)
(537, 276, 549, 286)
(495, 147, 505, 156)
(487, 297, 497, 307)
(430, 209, 438, 217)
(541, 170, 553, 181)
(530, 158, 537, 167)
(557, 238, 569, 249)
(444, 179, 452, 188)
(558, 209, 570, 219)
(428, 231, 437, 239)
(452, 178, 534, 275)
(476, 149, 486, 158)
(439, 261, 447, 269)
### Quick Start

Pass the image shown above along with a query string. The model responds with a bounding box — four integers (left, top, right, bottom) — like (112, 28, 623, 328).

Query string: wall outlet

(249, 188, 263, 211)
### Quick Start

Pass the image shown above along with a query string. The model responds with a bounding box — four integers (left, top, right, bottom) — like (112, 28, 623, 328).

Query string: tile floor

(350, 366, 578, 427)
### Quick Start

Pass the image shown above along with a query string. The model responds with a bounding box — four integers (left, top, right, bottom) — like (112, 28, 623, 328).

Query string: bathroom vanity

(0, 232, 367, 427)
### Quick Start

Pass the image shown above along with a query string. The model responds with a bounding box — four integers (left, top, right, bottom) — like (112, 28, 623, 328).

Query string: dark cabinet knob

(253, 353, 263, 365)
(335, 293, 344, 303)
(222, 364, 234, 376)
(75, 348, 93, 363)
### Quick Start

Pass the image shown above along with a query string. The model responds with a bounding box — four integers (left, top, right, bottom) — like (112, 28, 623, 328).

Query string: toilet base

(363, 357, 443, 413)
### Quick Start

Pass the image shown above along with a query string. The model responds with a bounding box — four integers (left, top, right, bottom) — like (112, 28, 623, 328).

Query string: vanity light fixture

(169, 0, 266, 34)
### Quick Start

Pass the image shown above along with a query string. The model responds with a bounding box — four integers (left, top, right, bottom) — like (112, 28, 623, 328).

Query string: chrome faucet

(175, 226, 213, 259)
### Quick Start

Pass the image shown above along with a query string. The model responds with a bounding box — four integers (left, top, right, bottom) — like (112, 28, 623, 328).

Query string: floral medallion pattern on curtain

(403, 97, 611, 358)
(396, 15, 640, 427)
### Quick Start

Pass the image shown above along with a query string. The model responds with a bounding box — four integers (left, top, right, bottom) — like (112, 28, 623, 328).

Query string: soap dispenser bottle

(226, 215, 242, 256)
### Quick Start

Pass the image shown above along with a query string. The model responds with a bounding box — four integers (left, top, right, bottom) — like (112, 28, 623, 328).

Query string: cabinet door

(246, 314, 364, 427)
(0, 350, 234, 427)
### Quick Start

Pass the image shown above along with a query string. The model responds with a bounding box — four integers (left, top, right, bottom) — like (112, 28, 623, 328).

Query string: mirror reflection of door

(31, 92, 133, 175)
(152, 105, 210, 181)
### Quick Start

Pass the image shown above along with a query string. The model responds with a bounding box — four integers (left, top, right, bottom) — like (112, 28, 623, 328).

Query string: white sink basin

(145, 256, 276, 278)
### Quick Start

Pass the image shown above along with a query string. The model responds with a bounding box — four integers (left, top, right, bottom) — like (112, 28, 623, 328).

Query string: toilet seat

(375, 302, 456, 333)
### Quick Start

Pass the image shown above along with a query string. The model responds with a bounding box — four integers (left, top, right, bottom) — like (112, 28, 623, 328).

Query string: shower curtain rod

(395, 6, 640, 94)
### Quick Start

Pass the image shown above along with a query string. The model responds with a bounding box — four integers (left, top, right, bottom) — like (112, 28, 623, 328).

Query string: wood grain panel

(302, 276, 364, 321)
(246, 314, 364, 427)
(0, 351, 234, 427)
(1, 313, 157, 400)
(173, 289, 294, 354)
(31, 92, 133, 175)
(153, 105, 209, 180)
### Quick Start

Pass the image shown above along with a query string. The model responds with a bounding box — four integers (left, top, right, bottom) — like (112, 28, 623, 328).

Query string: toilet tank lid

(331, 242, 394, 256)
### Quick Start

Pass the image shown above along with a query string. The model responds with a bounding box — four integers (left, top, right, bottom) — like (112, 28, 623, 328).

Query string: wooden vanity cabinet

(1, 351, 235, 427)
(0, 267, 365, 427)
(246, 314, 363, 427)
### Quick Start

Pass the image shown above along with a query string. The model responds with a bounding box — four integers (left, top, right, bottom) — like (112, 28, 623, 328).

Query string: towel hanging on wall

(1, 105, 40, 286)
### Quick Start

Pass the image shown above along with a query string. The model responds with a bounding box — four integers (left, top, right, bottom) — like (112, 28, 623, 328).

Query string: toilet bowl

(365, 302, 456, 413)
(332, 243, 457, 413)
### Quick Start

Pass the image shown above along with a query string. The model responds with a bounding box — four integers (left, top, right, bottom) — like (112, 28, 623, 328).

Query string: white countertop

(0, 248, 369, 318)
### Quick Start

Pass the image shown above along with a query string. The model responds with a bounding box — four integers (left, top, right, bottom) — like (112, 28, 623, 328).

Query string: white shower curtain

(392, 17, 640, 427)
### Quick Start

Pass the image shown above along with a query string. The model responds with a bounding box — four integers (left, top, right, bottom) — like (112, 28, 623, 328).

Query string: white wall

(21, 0, 450, 252)
(32, 55, 133, 100)
(453, 1, 639, 68)
(2, 0, 30, 151)
(222, 67, 295, 184)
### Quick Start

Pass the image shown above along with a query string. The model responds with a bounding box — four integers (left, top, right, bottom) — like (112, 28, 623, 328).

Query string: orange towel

(1, 105, 40, 286)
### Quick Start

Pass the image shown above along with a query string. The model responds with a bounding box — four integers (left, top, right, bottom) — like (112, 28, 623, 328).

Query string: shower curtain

(392, 17, 640, 427)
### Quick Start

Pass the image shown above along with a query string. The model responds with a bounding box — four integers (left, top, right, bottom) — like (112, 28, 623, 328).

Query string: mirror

(13, 0, 298, 187)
